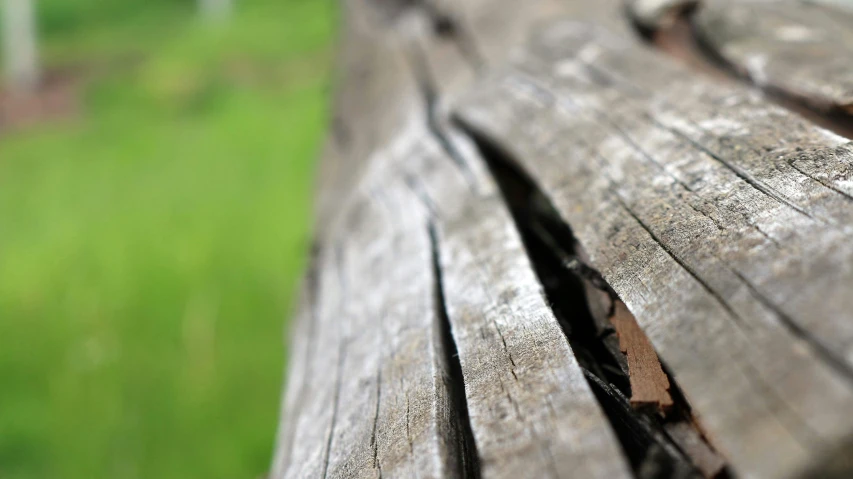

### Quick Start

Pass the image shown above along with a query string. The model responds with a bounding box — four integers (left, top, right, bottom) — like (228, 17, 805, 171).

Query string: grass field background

(0, 1, 335, 477)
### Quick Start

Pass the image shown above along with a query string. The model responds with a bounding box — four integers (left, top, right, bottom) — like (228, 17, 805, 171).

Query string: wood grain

(280, 0, 853, 477)
(409, 147, 632, 478)
(312, 0, 423, 237)
(275, 1, 632, 477)
(454, 17, 853, 478)
(692, 0, 853, 112)
(276, 2, 472, 477)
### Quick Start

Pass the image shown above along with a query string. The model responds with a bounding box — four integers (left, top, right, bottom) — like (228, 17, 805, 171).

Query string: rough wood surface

(627, 0, 697, 30)
(277, 0, 853, 477)
(664, 422, 727, 478)
(274, 1, 633, 478)
(454, 18, 853, 479)
(409, 131, 631, 479)
(277, 126, 470, 479)
(312, 0, 423, 237)
(691, 0, 853, 112)
(274, 2, 470, 477)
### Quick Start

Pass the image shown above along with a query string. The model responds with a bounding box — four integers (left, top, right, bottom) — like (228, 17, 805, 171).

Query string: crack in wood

(455, 118, 730, 478)
(287, 0, 853, 476)
(555, 20, 853, 386)
(428, 222, 482, 479)
(785, 154, 853, 203)
(370, 326, 384, 472)
(651, 121, 817, 221)
(611, 194, 747, 329)
(321, 340, 349, 479)
(404, 40, 481, 191)
(566, 48, 852, 229)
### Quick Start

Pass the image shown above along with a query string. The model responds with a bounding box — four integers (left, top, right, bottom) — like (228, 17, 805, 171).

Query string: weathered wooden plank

(271, 258, 320, 477)
(430, 0, 629, 69)
(276, 1, 477, 476)
(402, 133, 632, 478)
(313, 0, 425, 237)
(529, 22, 853, 361)
(278, 3, 636, 477)
(433, 200, 630, 479)
(329, 171, 463, 479)
(281, 128, 480, 479)
(281, 96, 633, 479)
(453, 18, 853, 478)
(423, 4, 728, 475)
(276, 236, 350, 478)
(284, 0, 853, 477)
(428, 0, 569, 67)
(411, 17, 639, 478)
(647, 0, 853, 112)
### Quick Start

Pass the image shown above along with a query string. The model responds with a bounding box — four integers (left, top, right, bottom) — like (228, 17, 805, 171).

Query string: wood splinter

(610, 300, 674, 413)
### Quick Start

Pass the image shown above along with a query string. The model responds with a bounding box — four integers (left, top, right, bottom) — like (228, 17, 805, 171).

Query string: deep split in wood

(275, 1, 853, 478)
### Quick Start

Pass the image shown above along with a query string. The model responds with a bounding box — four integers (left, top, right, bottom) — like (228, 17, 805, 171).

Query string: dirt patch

(0, 70, 81, 134)
(0, 54, 145, 135)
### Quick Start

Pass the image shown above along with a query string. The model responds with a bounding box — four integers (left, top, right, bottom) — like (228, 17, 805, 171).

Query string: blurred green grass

(0, 1, 335, 477)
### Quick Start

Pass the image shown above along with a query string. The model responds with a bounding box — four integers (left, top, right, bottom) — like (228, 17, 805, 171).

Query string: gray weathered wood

(274, 2, 471, 477)
(416, 23, 637, 478)
(406, 132, 632, 478)
(692, 0, 853, 111)
(279, 0, 853, 477)
(312, 0, 424, 238)
(275, 1, 633, 478)
(454, 17, 853, 479)
(277, 129, 470, 478)
(631, 0, 853, 112)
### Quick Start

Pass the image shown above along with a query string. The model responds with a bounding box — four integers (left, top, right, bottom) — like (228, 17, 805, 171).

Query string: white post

(199, 0, 232, 21)
(2, 0, 40, 94)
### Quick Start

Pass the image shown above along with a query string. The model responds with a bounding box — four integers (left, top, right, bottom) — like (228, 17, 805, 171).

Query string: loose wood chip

(610, 300, 674, 412)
